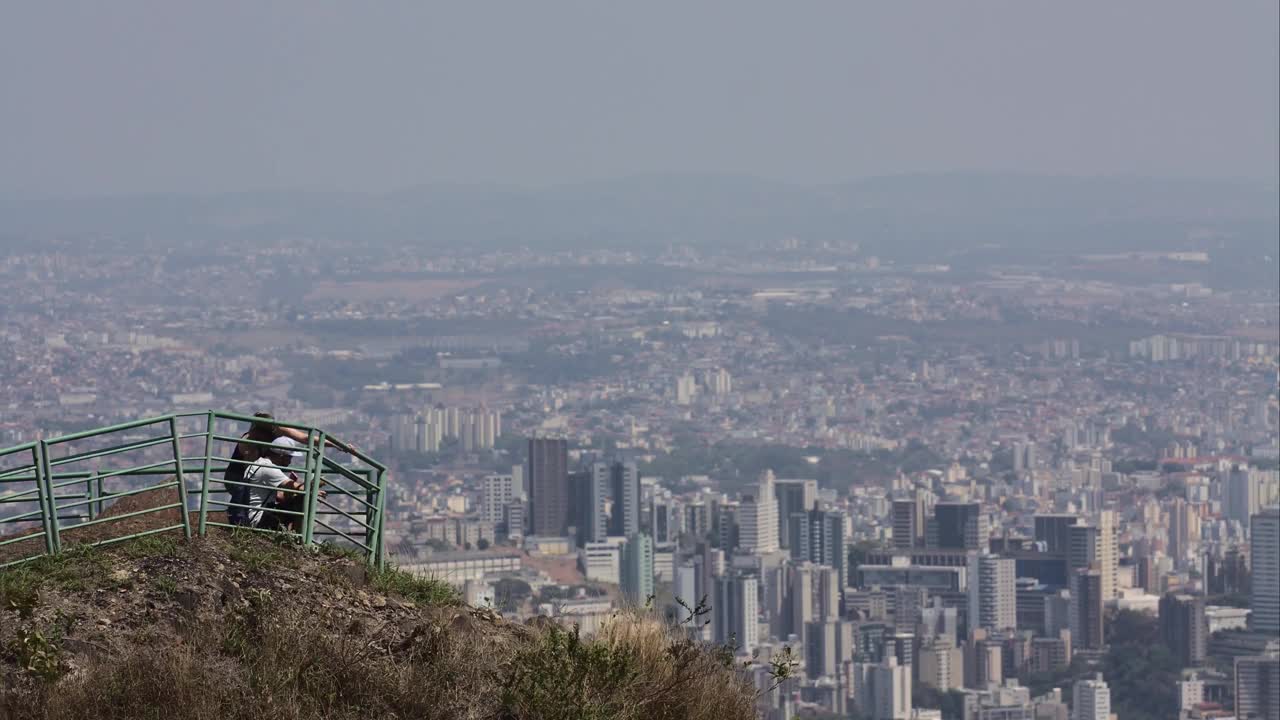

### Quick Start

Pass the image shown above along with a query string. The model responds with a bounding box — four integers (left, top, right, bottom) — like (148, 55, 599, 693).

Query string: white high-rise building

(582, 539, 624, 584)
(675, 374, 697, 405)
(674, 563, 700, 624)
(737, 471, 780, 554)
(1251, 508, 1280, 637)
(481, 474, 516, 525)
(707, 368, 732, 396)
(1097, 510, 1118, 600)
(1072, 674, 1111, 720)
(967, 553, 1016, 633)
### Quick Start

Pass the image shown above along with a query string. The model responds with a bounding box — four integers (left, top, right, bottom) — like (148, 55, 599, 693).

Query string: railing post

(168, 416, 193, 540)
(86, 473, 97, 522)
(198, 411, 215, 536)
(35, 440, 61, 555)
(373, 467, 387, 568)
(300, 430, 325, 546)
(364, 475, 376, 556)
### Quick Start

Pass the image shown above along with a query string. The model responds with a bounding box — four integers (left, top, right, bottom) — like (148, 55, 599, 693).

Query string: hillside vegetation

(0, 530, 757, 720)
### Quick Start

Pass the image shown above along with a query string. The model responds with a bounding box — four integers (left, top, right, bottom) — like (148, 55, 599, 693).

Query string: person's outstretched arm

(275, 425, 351, 452)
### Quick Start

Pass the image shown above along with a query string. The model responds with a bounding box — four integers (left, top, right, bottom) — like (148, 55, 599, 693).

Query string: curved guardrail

(0, 411, 387, 568)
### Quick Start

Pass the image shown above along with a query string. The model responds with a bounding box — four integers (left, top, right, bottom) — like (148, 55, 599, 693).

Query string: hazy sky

(2, 1, 1276, 194)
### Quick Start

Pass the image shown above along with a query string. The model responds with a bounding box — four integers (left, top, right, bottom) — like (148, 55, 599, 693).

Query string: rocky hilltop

(0, 527, 757, 720)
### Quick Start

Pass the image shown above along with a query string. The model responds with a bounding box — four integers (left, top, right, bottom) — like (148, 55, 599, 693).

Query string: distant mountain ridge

(2, 174, 1276, 260)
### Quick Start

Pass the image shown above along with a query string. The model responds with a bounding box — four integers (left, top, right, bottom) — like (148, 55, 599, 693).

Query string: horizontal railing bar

(92, 459, 178, 483)
(176, 411, 369, 464)
(208, 434, 299, 450)
(47, 436, 173, 467)
(43, 416, 174, 445)
(0, 442, 38, 459)
(315, 498, 375, 531)
(0, 486, 42, 502)
(203, 410, 320, 432)
(1, 492, 88, 511)
(73, 524, 185, 549)
(48, 476, 97, 491)
(58, 503, 184, 532)
(209, 479, 309, 496)
(207, 499, 306, 517)
(3, 469, 194, 483)
(315, 485, 377, 511)
(319, 458, 378, 490)
(54, 481, 178, 513)
(312, 518, 372, 553)
(204, 521, 305, 540)
(1, 513, 46, 523)
(0, 531, 46, 548)
(0, 464, 39, 482)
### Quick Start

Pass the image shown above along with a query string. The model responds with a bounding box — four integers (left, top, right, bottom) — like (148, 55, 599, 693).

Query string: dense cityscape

(2, 4, 1278, 718)
(2, 228, 1277, 719)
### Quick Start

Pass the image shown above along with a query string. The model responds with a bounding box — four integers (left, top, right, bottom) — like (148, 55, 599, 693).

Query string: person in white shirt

(243, 436, 309, 531)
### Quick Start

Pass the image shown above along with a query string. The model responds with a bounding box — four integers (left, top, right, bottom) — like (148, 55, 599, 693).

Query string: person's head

(265, 436, 303, 467)
(247, 412, 278, 442)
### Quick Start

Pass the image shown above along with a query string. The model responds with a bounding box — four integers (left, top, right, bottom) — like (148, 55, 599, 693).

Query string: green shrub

(368, 566, 460, 607)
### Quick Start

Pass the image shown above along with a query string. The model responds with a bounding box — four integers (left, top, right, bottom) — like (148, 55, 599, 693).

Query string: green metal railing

(0, 411, 388, 568)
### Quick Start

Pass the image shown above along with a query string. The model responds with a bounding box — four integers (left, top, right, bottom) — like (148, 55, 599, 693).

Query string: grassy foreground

(0, 531, 757, 720)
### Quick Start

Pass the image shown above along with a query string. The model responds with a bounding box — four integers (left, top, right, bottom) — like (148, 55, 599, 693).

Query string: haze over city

(0, 4, 1277, 720)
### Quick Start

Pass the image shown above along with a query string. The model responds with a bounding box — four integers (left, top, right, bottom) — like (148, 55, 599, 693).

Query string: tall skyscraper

(621, 533, 655, 606)
(775, 478, 817, 549)
(1168, 497, 1201, 562)
(893, 495, 927, 549)
(803, 505, 849, 592)
(1067, 514, 1118, 601)
(1228, 467, 1263, 526)
(1252, 509, 1280, 637)
(1159, 592, 1208, 668)
(713, 573, 759, 656)
(1234, 653, 1280, 720)
(787, 562, 814, 641)
(787, 511, 810, 560)
(1013, 441, 1036, 473)
(1070, 568, 1105, 650)
(737, 471, 780, 554)
(814, 565, 840, 623)
(600, 461, 640, 538)
(527, 438, 568, 537)
(930, 502, 988, 551)
(568, 469, 607, 547)
(1097, 510, 1118, 601)
(968, 553, 1016, 634)
(1072, 674, 1111, 720)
